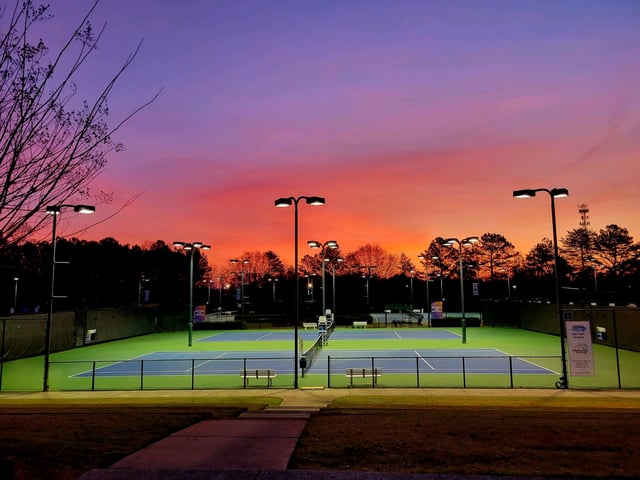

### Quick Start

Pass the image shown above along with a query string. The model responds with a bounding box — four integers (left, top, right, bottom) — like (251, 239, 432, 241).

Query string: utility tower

(578, 204, 590, 230)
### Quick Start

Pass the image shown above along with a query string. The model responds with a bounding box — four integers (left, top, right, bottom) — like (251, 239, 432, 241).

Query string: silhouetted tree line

(1, 224, 638, 317)
(0, 239, 210, 314)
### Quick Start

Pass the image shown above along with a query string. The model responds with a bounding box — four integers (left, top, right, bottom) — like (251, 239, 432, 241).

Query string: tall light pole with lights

(331, 257, 344, 316)
(409, 270, 415, 309)
(268, 276, 279, 303)
(359, 264, 377, 307)
(418, 254, 432, 326)
(173, 241, 211, 347)
(432, 255, 445, 308)
(307, 239, 338, 316)
(206, 278, 213, 305)
(441, 236, 479, 344)
(275, 195, 325, 389)
(230, 259, 250, 316)
(513, 187, 569, 388)
(43, 204, 95, 391)
(217, 276, 224, 312)
(12, 277, 19, 312)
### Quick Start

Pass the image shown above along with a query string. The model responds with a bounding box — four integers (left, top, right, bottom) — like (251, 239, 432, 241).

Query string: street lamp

(588, 258, 600, 293)
(12, 277, 19, 313)
(359, 265, 377, 307)
(307, 239, 338, 315)
(173, 241, 211, 347)
(432, 255, 445, 305)
(217, 276, 224, 312)
(514, 187, 569, 388)
(498, 268, 512, 299)
(230, 259, 250, 315)
(331, 258, 343, 316)
(409, 270, 415, 309)
(268, 276, 279, 303)
(441, 236, 479, 344)
(138, 274, 149, 306)
(43, 203, 95, 391)
(418, 254, 432, 326)
(275, 195, 325, 389)
(206, 278, 213, 305)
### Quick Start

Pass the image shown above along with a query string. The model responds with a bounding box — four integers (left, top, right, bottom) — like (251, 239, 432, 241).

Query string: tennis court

(68, 326, 556, 389)
(194, 328, 461, 342)
(71, 347, 555, 378)
(3, 325, 639, 391)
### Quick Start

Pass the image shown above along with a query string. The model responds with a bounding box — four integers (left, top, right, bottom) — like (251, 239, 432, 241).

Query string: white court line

(186, 352, 228, 372)
(494, 348, 561, 375)
(415, 351, 435, 370)
(394, 331, 402, 339)
(256, 332, 274, 341)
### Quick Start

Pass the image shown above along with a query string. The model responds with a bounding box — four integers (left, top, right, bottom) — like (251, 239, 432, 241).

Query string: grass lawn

(1, 393, 639, 479)
(292, 397, 640, 477)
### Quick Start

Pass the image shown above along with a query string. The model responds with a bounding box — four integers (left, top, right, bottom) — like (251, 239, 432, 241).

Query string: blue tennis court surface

(320, 349, 556, 375)
(196, 329, 461, 342)
(72, 347, 555, 378)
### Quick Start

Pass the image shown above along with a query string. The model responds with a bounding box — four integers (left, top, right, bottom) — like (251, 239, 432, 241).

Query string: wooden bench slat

(345, 368, 382, 387)
(241, 369, 276, 387)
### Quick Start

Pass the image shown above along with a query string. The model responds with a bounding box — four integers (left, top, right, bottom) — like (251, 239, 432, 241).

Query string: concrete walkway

(3, 387, 638, 480)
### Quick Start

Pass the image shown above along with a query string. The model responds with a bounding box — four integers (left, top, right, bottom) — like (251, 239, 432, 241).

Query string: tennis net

(300, 319, 335, 375)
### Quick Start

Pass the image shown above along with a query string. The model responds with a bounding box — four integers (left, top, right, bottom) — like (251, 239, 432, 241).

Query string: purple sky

(39, 0, 640, 266)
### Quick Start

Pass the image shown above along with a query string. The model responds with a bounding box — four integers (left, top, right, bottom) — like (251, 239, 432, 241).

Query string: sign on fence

(431, 301, 443, 319)
(565, 316, 595, 376)
(193, 305, 206, 323)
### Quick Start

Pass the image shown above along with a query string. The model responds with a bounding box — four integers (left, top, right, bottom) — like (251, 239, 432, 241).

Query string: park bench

(302, 322, 317, 330)
(352, 321, 367, 328)
(241, 369, 276, 388)
(345, 367, 382, 387)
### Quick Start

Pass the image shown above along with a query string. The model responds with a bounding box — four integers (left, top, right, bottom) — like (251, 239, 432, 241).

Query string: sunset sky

(41, 0, 640, 267)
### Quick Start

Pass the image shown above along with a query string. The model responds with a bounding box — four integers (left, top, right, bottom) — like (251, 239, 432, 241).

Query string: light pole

(44, 204, 95, 391)
(514, 187, 569, 388)
(268, 277, 279, 303)
(432, 255, 445, 307)
(217, 276, 224, 312)
(275, 195, 325, 389)
(331, 258, 343, 317)
(138, 274, 149, 306)
(230, 259, 250, 315)
(588, 258, 600, 293)
(12, 277, 18, 313)
(409, 270, 415, 309)
(505, 270, 512, 299)
(359, 265, 377, 307)
(307, 239, 338, 315)
(418, 255, 432, 326)
(206, 279, 213, 305)
(173, 241, 211, 347)
(307, 274, 314, 301)
(441, 236, 479, 344)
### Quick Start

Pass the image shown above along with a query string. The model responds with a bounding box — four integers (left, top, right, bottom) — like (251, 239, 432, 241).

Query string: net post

(243, 358, 247, 389)
(461, 357, 466, 388)
(509, 356, 514, 388)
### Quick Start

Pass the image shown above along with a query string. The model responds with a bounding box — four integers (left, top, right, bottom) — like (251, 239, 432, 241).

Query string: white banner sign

(565, 319, 595, 376)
